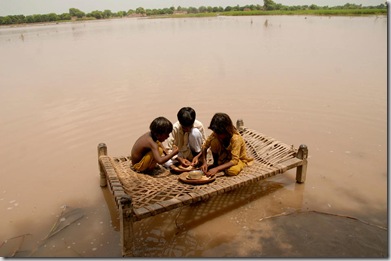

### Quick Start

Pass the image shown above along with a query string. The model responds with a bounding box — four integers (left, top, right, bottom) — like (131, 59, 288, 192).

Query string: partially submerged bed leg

(119, 196, 134, 257)
(98, 143, 108, 187)
(236, 119, 244, 131)
(296, 144, 308, 183)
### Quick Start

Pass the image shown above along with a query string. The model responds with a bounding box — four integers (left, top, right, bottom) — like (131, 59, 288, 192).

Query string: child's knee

(225, 165, 241, 176)
(225, 161, 245, 176)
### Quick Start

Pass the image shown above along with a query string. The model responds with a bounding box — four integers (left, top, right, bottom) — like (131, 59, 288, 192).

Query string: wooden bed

(98, 120, 308, 256)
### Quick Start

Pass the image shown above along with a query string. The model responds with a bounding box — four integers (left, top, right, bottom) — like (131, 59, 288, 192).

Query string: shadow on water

(100, 176, 387, 258)
(120, 180, 301, 257)
(247, 212, 387, 258)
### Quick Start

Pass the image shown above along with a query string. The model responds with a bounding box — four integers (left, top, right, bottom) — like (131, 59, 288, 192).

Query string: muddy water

(0, 15, 387, 257)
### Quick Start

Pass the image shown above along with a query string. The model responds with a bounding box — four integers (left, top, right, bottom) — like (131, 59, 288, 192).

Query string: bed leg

(236, 119, 244, 131)
(119, 196, 134, 257)
(98, 143, 108, 187)
(296, 144, 308, 183)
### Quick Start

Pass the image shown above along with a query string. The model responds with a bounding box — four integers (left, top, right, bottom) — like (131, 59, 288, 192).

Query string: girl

(194, 113, 253, 177)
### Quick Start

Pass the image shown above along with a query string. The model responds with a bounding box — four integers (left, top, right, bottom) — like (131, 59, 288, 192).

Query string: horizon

(0, 0, 387, 16)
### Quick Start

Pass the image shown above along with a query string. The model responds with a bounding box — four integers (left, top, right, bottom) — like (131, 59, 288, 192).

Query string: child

(193, 113, 253, 177)
(131, 117, 179, 173)
(165, 107, 206, 167)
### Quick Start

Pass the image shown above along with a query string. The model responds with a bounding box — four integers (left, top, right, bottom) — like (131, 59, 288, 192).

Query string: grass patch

(221, 8, 387, 16)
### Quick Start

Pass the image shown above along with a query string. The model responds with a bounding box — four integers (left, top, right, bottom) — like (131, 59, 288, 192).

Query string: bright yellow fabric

(202, 131, 253, 175)
(132, 146, 163, 172)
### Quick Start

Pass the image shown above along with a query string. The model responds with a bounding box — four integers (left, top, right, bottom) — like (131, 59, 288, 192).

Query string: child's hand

(172, 145, 179, 154)
(206, 168, 218, 177)
(179, 158, 191, 167)
(191, 157, 199, 166)
(200, 163, 208, 174)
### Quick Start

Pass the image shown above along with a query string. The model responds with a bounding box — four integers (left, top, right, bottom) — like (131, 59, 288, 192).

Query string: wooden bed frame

(98, 120, 308, 256)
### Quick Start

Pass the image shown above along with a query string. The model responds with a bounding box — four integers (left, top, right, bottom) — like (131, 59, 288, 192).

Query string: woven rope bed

(98, 120, 308, 256)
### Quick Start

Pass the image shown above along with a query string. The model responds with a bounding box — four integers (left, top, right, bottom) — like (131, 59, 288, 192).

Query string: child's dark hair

(208, 113, 235, 136)
(150, 117, 173, 140)
(177, 107, 196, 127)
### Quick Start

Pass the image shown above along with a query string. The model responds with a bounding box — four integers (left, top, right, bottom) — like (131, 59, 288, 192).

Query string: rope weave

(106, 127, 298, 220)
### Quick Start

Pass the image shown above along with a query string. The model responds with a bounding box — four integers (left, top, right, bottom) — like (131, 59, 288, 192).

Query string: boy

(131, 117, 179, 173)
(193, 113, 253, 177)
(165, 107, 206, 167)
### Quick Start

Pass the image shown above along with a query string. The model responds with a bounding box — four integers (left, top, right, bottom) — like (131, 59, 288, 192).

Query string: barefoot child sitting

(193, 113, 253, 177)
(131, 117, 179, 173)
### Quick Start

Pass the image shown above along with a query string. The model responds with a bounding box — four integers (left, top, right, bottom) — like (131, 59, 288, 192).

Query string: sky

(0, 0, 387, 16)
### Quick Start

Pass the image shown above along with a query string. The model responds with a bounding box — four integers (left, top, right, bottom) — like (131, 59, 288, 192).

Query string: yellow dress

(202, 131, 253, 176)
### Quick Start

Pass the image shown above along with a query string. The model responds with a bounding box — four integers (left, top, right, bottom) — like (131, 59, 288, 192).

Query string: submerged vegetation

(0, 0, 387, 26)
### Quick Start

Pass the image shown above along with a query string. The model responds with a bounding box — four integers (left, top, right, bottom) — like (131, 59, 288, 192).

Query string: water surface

(0, 15, 387, 257)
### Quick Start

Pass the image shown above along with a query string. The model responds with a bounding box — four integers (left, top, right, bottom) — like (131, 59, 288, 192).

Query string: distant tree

(25, 15, 34, 23)
(103, 9, 113, 18)
(232, 5, 240, 11)
(309, 4, 319, 10)
(127, 9, 135, 15)
(47, 13, 59, 21)
(88, 10, 103, 19)
(59, 13, 71, 20)
(199, 6, 207, 13)
(263, 0, 277, 10)
(163, 8, 173, 14)
(135, 7, 145, 14)
(187, 7, 198, 13)
(69, 8, 85, 18)
(0, 16, 11, 25)
(116, 11, 127, 17)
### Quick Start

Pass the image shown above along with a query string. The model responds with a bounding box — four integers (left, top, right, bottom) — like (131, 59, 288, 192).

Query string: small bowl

(187, 170, 203, 180)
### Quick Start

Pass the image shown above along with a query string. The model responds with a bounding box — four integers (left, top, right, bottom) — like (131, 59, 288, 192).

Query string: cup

(188, 170, 203, 180)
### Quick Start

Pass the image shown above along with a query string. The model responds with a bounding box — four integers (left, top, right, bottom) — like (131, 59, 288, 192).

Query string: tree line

(0, 0, 387, 26)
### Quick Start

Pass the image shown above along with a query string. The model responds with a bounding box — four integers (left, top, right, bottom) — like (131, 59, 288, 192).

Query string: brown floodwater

(0, 15, 387, 257)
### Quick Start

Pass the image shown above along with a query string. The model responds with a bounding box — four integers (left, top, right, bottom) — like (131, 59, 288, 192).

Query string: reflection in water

(131, 180, 290, 257)
(0, 15, 387, 257)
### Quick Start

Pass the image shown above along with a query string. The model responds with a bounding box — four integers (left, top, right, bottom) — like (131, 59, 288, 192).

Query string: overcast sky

(0, 0, 387, 16)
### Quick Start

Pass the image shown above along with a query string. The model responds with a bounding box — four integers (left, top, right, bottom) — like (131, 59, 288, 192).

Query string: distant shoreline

(0, 9, 387, 29)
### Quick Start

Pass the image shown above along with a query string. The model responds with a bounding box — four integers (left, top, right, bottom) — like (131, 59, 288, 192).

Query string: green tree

(47, 13, 59, 21)
(88, 10, 103, 19)
(59, 13, 71, 20)
(103, 9, 113, 18)
(187, 7, 198, 13)
(69, 8, 85, 18)
(0, 16, 12, 25)
(199, 6, 207, 13)
(135, 7, 145, 14)
(263, 0, 277, 10)
(116, 11, 127, 17)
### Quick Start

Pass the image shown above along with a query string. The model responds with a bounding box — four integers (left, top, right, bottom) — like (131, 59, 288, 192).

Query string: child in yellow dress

(193, 113, 253, 177)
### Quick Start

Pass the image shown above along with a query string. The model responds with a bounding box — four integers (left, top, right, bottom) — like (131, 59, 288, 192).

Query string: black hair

(177, 107, 196, 127)
(149, 117, 173, 140)
(208, 113, 235, 137)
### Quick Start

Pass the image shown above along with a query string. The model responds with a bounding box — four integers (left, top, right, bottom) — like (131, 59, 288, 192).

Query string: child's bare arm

(150, 141, 178, 164)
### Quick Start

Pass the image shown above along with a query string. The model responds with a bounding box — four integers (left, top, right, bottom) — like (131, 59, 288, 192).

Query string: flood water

(0, 15, 387, 257)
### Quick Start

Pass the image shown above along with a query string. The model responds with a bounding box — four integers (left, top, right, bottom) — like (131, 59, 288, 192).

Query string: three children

(130, 111, 253, 176)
